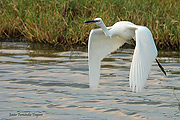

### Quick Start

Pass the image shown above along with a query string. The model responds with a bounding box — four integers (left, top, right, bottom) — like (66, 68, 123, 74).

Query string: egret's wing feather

(129, 26, 157, 92)
(88, 28, 125, 88)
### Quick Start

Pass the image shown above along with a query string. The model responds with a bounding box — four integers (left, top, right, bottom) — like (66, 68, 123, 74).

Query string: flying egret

(85, 18, 166, 92)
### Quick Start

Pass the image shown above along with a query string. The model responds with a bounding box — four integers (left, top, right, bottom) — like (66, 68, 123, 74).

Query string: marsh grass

(0, 0, 180, 50)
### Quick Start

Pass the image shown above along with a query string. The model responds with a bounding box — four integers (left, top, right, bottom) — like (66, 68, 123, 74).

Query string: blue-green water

(0, 42, 180, 120)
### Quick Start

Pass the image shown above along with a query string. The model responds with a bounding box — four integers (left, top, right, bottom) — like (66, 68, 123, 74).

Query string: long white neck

(100, 23, 112, 37)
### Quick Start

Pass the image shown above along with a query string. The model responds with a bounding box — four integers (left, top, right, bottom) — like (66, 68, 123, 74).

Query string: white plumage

(85, 18, 157, 92)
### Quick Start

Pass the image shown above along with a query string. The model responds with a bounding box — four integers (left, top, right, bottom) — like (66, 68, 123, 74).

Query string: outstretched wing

(88, 28, 125, 88)
(129, 26, 157, 92)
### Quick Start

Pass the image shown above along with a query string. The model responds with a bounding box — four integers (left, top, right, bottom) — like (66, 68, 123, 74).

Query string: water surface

(0, 42, 180, 120)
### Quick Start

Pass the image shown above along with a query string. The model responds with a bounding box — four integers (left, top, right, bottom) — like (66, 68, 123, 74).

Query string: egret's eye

(95, 20, 100, 22)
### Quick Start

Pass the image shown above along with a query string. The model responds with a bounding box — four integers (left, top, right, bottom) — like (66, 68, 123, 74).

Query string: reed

(0, 0, 180, 50)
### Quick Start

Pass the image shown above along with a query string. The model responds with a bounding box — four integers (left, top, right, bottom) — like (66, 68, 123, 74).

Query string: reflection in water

(0, 42, 180, 120)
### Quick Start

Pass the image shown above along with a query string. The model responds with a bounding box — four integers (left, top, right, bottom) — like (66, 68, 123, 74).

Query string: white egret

(85, 18, 166, 92)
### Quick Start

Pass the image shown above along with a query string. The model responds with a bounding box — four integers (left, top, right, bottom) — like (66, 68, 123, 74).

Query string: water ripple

(0, 42, 180, 120)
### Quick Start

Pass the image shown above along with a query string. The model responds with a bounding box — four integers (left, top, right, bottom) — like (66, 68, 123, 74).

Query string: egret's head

(85, 18, 104, 27)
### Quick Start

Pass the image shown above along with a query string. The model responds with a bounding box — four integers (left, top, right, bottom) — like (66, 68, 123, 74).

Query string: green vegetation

(0, 0, 180, 50)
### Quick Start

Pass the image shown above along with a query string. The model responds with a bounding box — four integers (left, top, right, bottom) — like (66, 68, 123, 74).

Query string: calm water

(0, 42, 180, 120)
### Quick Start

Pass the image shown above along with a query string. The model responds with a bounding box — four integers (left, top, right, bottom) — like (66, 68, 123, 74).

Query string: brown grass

(0, 0, 180, 50)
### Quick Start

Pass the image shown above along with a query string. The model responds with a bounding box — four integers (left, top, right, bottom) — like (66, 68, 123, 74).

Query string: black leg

(155, 58, 167, 76)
